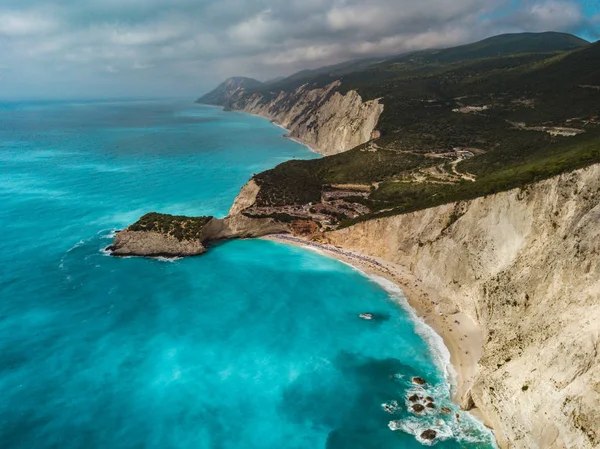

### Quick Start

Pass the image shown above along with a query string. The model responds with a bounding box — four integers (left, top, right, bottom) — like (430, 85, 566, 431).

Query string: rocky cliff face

(109, 230, 207, 257)
(202, 80, 383, 156)
(228, 179, 261, 216)
(326, 164, 600, 449)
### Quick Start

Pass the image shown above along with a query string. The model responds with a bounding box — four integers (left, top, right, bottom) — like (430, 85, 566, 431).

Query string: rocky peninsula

(107, 211, 288, 258)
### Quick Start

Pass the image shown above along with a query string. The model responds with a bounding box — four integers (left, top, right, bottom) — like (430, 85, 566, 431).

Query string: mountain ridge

(197, 31, 590, 103)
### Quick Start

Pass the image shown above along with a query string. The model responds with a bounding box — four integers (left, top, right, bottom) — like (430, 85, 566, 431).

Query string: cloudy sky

(0, 0, 598, 99)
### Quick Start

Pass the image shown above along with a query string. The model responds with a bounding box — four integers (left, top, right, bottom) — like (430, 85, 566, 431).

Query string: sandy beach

(262, 234, 484, 411)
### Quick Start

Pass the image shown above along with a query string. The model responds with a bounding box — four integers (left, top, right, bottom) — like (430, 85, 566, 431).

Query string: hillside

(196, 76, 262, 106)
(391, 31, 589, 65)
(196, 35, 599, 229)
(200, 32, 589, 100)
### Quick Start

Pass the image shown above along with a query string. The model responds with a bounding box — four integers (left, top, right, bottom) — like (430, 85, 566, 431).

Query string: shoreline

(262, 234, 485, 415)
(195, 102, 323, 155)
(270, 121, 321, 155)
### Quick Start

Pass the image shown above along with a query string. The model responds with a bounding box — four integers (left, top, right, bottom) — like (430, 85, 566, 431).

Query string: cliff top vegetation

(128, 213, 213, 241)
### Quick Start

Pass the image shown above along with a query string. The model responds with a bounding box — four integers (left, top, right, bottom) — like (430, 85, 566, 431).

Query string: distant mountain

(283, 56, 390, 82)
(263, 76, 286, 85)
(197, 32, 590, 108)
(196, 77, 262, 106)
(395, 32, 590, 65)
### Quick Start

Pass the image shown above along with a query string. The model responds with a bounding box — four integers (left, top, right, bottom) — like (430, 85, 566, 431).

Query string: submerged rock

(421, 429, 437, 440)
(381, 401, 400, 414)
(426, 402, 435, 409)
(441, 407, 452, 414)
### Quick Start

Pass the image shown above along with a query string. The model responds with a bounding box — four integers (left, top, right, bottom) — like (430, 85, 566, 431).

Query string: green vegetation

(129, 213, 212, 241)
(253, 147, 437, 206)
(201, 33, 600, 226)
(196, 77, 262, 106)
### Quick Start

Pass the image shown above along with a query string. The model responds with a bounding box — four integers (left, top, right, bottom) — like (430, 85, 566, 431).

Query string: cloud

(0, 9, 58, 36)
(0, 0, 594, 99)
(514, 0, 585, 30)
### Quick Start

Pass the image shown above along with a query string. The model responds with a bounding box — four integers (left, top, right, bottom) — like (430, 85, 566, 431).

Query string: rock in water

(420, 429, 437, 441)
(412, 377, 427, 385)
(108, 213, 213, 257)
(359, 313, 374, 320)
(411, 404, 425, 413)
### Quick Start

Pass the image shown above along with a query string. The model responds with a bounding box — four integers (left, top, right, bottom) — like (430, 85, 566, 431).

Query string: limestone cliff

(109, 230, 207, 257)
(325, 164, 600, 449)
(228, 179, 260, 216)
(200, 80, 383, 156)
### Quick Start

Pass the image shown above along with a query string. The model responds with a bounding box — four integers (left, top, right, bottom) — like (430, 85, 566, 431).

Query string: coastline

(195, 102, 323, 155)
(198, 101, 488, 424)
(270, 121, 321, 154)
(261, 234, 484, 415)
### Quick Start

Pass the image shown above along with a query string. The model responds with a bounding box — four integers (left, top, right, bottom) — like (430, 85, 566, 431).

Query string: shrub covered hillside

(241, 35, 600, 225)
(128, 213, 213, 241)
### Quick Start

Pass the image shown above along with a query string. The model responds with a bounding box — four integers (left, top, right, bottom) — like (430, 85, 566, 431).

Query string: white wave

(366, 274, 455, 387)
(66, 238, 87, 253)
(97, 229, 118, 239)
(381, 400, 401, 414)
(389, 416, 455, 446)
(100, 247, 113, 257)
(394, 386, 497, 447)
(154, 256, 182, 263)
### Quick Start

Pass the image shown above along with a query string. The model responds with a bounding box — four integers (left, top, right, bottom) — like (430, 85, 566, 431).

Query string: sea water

(0, 100, 496, 448)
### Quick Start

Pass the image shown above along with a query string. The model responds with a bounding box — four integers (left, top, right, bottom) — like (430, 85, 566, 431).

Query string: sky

(0, 0, 598, 99)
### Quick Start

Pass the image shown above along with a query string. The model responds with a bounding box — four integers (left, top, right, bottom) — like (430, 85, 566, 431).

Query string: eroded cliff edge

(198, 80, 383, 156)
(325, 164, 600, 449)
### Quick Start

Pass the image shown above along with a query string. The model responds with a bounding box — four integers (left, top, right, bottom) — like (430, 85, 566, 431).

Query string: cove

(0, 100, 496, 448)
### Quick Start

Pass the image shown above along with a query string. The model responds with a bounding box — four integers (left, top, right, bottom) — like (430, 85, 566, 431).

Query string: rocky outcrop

(326, 164, 600, 448)
(228, 179, 261, 216)
(109, 230, 207, 257)
(199, 79, 383, 156)
(201, 214, 289, 241)
(109, 212, 289, 258)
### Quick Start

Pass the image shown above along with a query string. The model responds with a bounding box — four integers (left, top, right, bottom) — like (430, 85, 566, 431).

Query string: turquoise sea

(0, 100, 496, 448)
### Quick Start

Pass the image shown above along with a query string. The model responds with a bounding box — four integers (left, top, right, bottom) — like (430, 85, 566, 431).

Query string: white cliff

(325, 164, 600, 448)
(229, 81, 383, 156)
